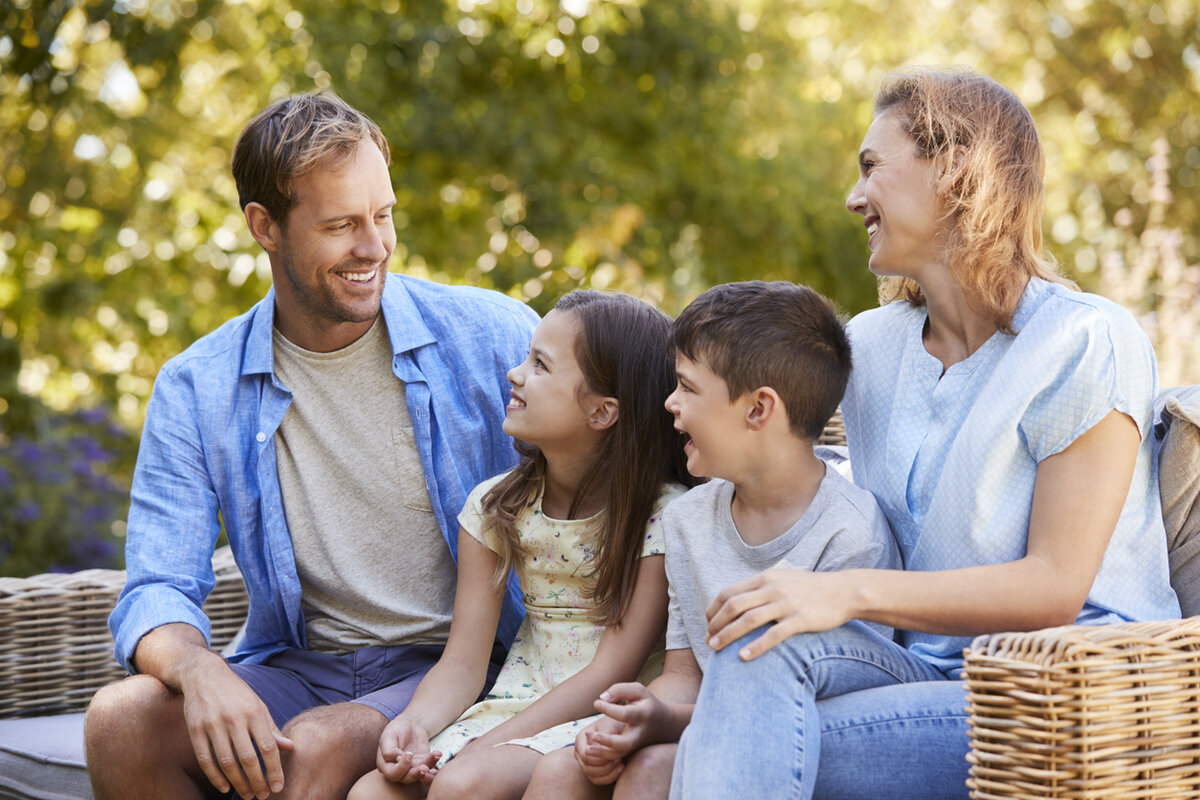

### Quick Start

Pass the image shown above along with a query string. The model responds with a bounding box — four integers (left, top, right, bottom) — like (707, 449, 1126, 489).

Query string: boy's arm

(574, 648, 703, 784)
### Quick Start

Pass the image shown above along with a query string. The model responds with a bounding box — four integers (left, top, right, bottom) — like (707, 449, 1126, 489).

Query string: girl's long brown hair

(481, 290, 695, 625)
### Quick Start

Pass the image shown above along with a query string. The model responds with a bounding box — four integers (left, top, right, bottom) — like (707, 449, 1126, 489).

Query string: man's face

(268, 139, 397, 352)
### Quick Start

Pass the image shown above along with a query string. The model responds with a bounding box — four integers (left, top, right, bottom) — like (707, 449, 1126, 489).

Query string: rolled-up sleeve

(110, 364, 223, 672)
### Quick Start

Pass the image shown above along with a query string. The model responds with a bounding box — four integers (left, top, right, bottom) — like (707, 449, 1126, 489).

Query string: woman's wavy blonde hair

(874, 69, 1073, 331)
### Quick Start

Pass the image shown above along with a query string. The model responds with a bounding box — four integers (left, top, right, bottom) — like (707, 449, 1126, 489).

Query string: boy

(522, 281, 901, 799)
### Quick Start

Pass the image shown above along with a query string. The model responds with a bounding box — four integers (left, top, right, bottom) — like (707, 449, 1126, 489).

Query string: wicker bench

(0, 547, 248, 799)
(0, 394, 1194, 798)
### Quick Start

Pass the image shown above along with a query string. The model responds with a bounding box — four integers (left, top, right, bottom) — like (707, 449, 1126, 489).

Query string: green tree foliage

(1, 0, 1197, 569)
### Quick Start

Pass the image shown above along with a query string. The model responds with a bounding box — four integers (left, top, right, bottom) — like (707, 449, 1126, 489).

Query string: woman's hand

(705, 568, 858, 661)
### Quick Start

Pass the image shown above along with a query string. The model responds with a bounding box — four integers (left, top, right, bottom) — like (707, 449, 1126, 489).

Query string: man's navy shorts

(228, 641, 506, 728)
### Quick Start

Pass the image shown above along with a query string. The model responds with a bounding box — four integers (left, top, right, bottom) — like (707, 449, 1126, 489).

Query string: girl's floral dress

(428, 473, 682, 762)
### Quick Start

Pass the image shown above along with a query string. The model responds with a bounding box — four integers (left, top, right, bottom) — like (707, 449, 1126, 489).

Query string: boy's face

(664, 352, 748, 480)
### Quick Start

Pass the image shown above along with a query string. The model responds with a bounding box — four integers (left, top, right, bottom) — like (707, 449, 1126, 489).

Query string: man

(84, 93, 537, 800)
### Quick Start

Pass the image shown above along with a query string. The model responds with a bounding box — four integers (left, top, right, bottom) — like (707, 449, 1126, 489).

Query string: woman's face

(845, 110, 948, 281)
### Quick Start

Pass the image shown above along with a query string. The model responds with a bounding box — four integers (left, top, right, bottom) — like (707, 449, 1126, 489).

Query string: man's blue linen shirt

(109, 274, 539, 672)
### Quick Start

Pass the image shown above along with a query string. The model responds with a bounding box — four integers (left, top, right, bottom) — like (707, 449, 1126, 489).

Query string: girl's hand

(705, 568, 855, 661)
(376, 718, 440, 784)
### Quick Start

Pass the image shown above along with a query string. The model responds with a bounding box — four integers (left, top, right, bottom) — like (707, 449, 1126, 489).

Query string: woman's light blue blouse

(844, 277, 1180, 673)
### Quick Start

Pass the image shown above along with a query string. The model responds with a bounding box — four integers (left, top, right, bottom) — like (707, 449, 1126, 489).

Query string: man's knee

(86, 674, 176, 751)
(284, 701, 386, 747)
(281, 702, 386, 780)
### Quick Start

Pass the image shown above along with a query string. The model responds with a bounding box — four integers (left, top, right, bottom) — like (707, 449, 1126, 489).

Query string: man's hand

(178, 656, 294, 799)
(375, 717, 440, 785)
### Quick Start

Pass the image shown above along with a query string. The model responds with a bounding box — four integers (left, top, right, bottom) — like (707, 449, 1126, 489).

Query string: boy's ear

(588, 397, 619, 431)
(744, 387, 780, 432)
(245, 202, 283, 252)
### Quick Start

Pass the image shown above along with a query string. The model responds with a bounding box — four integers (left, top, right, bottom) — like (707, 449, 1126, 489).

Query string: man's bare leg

(86, 675, 214, 800)
(275, 702, 388, 800)
(88, 677, 386, 800)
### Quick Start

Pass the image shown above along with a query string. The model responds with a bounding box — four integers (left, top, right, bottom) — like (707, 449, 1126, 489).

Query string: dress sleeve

(1018, 307, 1158, 463)
(640, 483, 685, 557)
(456, 472, 508, 553)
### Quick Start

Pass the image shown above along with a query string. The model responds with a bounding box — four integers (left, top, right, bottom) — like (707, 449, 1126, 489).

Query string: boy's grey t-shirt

(664, 464, 901, 670)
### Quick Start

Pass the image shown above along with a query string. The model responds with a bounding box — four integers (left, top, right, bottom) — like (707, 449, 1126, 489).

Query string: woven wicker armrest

(819, 409, 846, 447)
(0, 547, 248, 720)
(964, 617, 1200, 800)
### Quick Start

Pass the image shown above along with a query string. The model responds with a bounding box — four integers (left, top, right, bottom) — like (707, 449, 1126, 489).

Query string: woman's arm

(466, 554, 670, 749)
(707, 409, 1141, 660)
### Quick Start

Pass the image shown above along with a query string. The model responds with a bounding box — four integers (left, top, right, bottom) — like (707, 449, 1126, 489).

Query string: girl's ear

(744, 387, 780, 432)
(245, 202, 282, 252)
(587, 397, 620, 431)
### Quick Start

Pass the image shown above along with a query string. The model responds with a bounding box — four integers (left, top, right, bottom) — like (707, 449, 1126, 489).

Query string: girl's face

(845, 110, 948, 281)
(504, 309, 605, 454)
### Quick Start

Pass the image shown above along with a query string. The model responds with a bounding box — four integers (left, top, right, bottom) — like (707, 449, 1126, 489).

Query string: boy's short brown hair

(672, 281, 851, 440)
(231, 92, 390, 225)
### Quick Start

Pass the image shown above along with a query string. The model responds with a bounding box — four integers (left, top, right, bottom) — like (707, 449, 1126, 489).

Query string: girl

(348, 290, 694, 800)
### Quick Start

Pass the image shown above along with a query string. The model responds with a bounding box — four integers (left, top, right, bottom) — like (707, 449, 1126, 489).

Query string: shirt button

(256, 432, 266, 442)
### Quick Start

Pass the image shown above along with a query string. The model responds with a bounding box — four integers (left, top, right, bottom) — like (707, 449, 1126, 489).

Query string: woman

(669, 69, 1180, 799)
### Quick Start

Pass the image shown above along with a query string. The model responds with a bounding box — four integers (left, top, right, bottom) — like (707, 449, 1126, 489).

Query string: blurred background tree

(1, 0, 1197, 572)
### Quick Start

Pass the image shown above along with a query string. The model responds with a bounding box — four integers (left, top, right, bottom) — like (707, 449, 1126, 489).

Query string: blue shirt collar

(240, 275, 436, 377)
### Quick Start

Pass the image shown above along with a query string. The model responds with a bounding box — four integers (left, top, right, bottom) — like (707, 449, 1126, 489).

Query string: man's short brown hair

(231, 92, 390, 224)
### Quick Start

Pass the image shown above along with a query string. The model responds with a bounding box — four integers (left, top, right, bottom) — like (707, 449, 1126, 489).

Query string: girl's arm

(707, 408, 1141, 661)
(465, 553, 670, 750)
(381, 527, 505, 747)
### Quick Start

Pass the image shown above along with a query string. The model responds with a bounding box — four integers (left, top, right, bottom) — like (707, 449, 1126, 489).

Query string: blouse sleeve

(1018, 303, 1157, 463)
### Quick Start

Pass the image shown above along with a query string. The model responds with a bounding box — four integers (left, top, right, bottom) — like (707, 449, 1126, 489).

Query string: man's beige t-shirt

(272, 316, 456, 653)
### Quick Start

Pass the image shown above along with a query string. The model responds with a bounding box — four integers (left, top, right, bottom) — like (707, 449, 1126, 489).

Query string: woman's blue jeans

(669, 622, 970, 799)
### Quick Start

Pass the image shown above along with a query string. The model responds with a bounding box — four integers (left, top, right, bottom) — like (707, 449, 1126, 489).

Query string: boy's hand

(705, 568, 854, 660)
(573, 681, 675, 785)
(574, 718, 627, 785)
(376, 718, 440, 784)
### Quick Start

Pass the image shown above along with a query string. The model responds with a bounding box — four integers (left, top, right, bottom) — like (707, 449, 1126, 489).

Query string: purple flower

(15, 502, 40, 524)
(77, 408, 107, 426)
(71, 435, 111, 463)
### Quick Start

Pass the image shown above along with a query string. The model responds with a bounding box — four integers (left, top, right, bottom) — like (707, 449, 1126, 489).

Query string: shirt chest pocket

(392, 427, 435, 514)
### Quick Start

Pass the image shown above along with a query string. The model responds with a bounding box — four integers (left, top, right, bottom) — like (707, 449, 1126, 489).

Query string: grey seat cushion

(0, 714, 90, 800)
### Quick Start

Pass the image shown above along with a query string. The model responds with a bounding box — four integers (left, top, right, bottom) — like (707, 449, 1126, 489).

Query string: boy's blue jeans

(669, 622, 971, 799)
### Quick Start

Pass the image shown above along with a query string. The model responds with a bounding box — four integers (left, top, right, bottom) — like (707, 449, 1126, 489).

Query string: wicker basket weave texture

(0, 546, 248, 719)
(818, 410, 847, 448)
(964, 617, 1200, 800)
